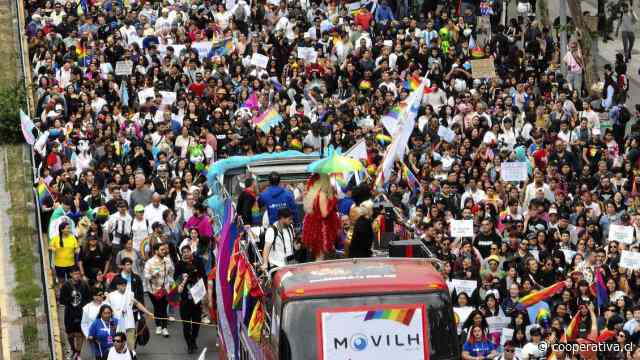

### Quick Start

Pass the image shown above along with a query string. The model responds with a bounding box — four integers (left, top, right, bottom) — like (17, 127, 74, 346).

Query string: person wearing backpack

(261, 208, 297, 270)
(106, 332, 137, 360)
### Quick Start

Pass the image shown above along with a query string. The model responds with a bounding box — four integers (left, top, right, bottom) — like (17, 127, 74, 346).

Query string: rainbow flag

(358, 80, 373, 90)
(76, 43, 92, 67)
(248, 301, 265, 343)
(516, 281, 566, 310)
(401, 162, 418, 192)
(36, 181, 51, 205)
(564, 310, 582, 341)
(403, 77, 421, 91)
(375, 134, 392, 144)
(167, 281, 181, 309)
(364, 308, 416, 326)
(210, 38, 234, 57)
(536, 308, 551, 325)
(594, 270, 608, 308)
(252, 107, 283, 133)
(232, 257, 251, 309)
(215, 199, 240, 357)
(227, 238, 241, 282)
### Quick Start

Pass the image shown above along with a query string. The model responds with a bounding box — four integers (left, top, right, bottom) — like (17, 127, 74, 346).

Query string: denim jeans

(622, 31, 635, 61)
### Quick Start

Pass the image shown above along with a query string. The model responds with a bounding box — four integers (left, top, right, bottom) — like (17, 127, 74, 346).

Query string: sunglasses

(113, 339, 123, 343)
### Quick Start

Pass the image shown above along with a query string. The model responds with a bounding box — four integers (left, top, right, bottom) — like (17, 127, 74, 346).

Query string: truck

(215, 155, 459, 360)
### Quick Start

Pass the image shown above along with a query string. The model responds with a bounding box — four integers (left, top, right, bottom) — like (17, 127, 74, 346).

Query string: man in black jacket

(109, 257, 145, 306)
(175, 245, 207, 354)
(236, 178, 260, 227)
(60, 267, 91, 360)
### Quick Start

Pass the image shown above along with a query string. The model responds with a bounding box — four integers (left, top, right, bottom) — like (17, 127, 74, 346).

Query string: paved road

(65, 299, 220, 360)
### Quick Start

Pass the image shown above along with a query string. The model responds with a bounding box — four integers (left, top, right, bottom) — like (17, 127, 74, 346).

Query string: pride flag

(215, 199, 240, 357)
(516, 281, 566, 310)
(364, 308, 416, 326)
(210, 38, 234, 57)
(248, 301, 265, 343)
(241, 92, 259, 111)
(401, 162, 418, 192)
(564, 310, 582, 341)
(20, 109, 35, 145)
(403, 77, 421, 91)
(36, 181, 51, 205)
(232, 257, 251, 309)
(594, 270, 608, 308)
(167, 281, 181, 309)
(252, 107, 283, 133)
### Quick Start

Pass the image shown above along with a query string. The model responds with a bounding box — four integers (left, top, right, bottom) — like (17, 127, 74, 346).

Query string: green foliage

(0, 83, 27, 145)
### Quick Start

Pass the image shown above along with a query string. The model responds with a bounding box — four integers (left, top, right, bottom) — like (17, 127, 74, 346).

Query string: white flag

(344, 139, 368, 160)
(377, 77, 427, 185)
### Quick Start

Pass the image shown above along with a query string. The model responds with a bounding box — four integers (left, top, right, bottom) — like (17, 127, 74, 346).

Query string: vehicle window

(280, 292, 458, 360)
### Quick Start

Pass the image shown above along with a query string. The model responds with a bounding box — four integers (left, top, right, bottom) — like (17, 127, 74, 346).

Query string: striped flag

(36, 181, 51, 205)
(20, 109, 35, 145)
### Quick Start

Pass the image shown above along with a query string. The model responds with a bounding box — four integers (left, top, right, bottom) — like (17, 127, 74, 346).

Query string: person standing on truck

(261, 208, 297, 270)
(237, 178, 262, 227)
(259, 172, 299, 226)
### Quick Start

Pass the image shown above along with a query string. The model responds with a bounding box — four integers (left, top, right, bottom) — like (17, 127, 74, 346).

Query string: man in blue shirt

(374, 0, 395, 23)
(259, 172, 299, 226)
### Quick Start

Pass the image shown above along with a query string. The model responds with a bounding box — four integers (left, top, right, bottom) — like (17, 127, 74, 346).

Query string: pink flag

(242, 92, 258, 111)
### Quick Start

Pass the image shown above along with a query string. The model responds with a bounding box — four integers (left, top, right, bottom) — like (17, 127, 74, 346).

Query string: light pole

(560, 0, 568, 75)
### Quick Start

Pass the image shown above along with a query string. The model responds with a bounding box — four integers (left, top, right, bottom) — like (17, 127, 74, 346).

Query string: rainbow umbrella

(307, 147, 363, 175)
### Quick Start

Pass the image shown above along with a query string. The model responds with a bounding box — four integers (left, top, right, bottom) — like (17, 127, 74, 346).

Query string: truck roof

(272, 257, 447, 302)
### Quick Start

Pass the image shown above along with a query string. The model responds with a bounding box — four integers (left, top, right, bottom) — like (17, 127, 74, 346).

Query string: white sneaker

(202, 316, 211, 324)
(155, 326, 162, 335)
(162, 328, 170, 337)
(168, 316, 176, 321)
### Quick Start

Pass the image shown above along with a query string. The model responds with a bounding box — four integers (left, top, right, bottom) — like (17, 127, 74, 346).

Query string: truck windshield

(279, 292, 457, 360)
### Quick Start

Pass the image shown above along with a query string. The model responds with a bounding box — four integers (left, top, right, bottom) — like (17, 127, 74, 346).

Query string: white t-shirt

(144, 203, 168, 226)
(106, 290, 136, 331)
(265, 224, 295, 268)
(107, 347, 136, 360)
(130, 218, 151, 252)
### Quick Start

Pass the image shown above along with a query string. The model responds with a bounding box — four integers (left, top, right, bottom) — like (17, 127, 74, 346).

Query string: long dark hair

(58, 222, 69, 247)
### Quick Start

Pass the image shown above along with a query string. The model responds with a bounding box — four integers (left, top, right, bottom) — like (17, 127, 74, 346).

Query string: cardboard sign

(317, 304, 427, 360)
(251, 53, 270, 69)
(620, 250, 640, 270)
(137, 87, 155, 104)
(115, 60, 133, 76)
(450, 279, 477, 296)
(609, 224, 635, 244)
(159, 91, 177, 106)
(501, 162, 529, 182)
(470, 58, 496, 79)
(450, 220, 474, 238)
(487, 316, 511, 334)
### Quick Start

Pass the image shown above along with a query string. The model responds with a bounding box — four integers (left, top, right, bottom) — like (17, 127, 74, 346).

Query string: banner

(608, 224, 635, 244)
(620, 250, 640, 270)
(317, 304, 427, 360)
(115, 60, 133, 76)
(450, 279, 477, 296)
(251, 53, 270, 68)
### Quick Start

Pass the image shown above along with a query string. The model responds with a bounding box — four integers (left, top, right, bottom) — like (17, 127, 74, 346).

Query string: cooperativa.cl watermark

(539, 342, 633, 353)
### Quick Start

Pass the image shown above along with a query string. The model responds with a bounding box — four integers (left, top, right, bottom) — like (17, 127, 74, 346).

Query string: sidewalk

(545, 0, 640, 102)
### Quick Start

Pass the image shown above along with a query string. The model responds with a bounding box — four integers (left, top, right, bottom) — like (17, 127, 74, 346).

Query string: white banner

(192, 41, 213, 59)
(487, 316, 511, 334)
(318, 305, 427, 360)
(501, 162, 529, 182)
(159, 91, 177, 106)
(620, 250, 640, 270)
(297, 47, 318, 63)
(137, 87, 155, 104)
(609, 224, 635, 244)
(500, 328, 514, 345)
(450, 279, 477, 296)
(450, 220, 474, 238)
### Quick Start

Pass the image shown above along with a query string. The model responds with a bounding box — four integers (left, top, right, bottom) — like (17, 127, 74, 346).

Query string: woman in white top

(81, 286, 107, 338)
(174, 126, 194, 159)
(130, 206, 151, 252)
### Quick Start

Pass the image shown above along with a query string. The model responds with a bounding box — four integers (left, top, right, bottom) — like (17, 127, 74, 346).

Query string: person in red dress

(301, 174, 341, 261)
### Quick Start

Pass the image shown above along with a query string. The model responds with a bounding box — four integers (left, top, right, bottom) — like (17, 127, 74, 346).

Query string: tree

(565, 0, 599, 93)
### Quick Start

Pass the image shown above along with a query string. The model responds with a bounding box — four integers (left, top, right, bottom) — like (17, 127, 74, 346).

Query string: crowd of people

(20, 0, 640, 356)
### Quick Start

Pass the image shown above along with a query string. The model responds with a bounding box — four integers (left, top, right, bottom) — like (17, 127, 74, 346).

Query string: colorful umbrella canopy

(307, 147, 363, 174)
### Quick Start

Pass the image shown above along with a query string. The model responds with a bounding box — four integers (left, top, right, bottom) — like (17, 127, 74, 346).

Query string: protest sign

(501, 162, 528, 182)
(192, 41, 212, 59)
(620, 250, 640, 270)
(189, 279, 206, 304)
(115, 60, 133, 76)
(137, 87, 155, 104)
(487, 316, 511, 334)
(251, 53, 269, 68)
(470, 58, 496, 79)
(450, 220, 474, 238)
(297, 47, 318, 63)
(451, 279, 477, 296)
(609, 224, 635, 244)
(159, 91, 177, 106)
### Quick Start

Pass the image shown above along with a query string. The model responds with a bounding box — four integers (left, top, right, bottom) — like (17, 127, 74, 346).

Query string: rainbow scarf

(364, 308, 416, 326)
(516, 281, 566, 310)
(252, 107, 283, 133)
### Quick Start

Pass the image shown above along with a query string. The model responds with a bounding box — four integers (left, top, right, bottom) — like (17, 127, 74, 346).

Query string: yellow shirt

(49, 234, 78, 268)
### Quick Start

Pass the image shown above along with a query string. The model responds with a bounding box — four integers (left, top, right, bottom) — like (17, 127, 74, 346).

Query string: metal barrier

(12, 0, 60, 356)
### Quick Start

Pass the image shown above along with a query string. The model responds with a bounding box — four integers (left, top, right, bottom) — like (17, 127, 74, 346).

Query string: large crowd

(20, 0, 640, 357)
